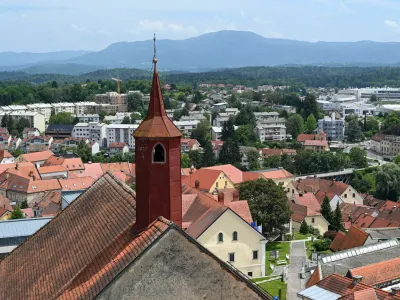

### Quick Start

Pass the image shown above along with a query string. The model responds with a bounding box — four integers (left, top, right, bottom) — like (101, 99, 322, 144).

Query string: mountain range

(3, 30, 400, 74)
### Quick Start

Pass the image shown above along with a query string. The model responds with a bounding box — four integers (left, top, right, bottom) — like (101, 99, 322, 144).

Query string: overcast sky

(2, 0, 400, 52)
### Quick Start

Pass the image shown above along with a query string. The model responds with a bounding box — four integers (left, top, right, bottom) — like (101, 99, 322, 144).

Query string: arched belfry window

(153, 143, 165, 163)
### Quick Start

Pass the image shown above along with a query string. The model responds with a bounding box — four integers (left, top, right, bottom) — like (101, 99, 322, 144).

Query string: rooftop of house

(70, 163, 104, 180)
(330, 225, 369, 252)
(0, 217, 53, 239)
(182, 169, 226, 191)
(364, 227, 400, 240)
(181, 138, 200, 147)
(19, 150, 54, 162)
(0, 162, 40, 180)
(304, 140, 329, 146)
(108, 142, 127, 148)
(252, 168, 295, 180)
(293, 193, 321, 213)
(227, 201, 253, 224)
(38, 165, 68, 175)
(58, 177, 95, 191)
(260, 148, 283, 156)
(0, 150, 13, 160)
(204, 164, 243, 184)
(100, 162, 134, 175)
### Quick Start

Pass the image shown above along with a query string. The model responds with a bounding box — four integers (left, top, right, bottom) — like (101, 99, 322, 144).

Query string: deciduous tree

(286, 114, 304, 138)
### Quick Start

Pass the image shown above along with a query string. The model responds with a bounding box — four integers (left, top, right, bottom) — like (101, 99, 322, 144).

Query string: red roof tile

(349, 257, 400, 286)
(0, 150, 13, 159)
(243, 172, 264, 182)
(181, 138, 200, 147)
(109, 142, 127, 148)
(261, 148, 282, 157)
(59, 177, 95, 191)
(19, 150, 54, 162)
(100, 162, 133, 174)
(205, 164, 243, 184)
(330, 232, 346, 251)
(182, 169, 225, 191)
(227, 201, 253, 223)
(294, 193, 321, 213)
(71, 163, 104, 180)
(38, 165, 68, 174)
(353, 214, 376, 228)
(333, 225, 369, 251)
(257, 169, 295, 180)
(297, 134, 317, 142)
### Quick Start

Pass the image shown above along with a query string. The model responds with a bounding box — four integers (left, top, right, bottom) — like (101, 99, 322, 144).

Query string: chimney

(350, 275, 363, 287)
(190, 165, 194, 174)
(32, 175, 36, 181)
(217, 191, 224, 204)
(29, 170, 33, 177)
(194, 180, 200, 189)
(15, 163, 19, 170)
(233, 190, 239, 201)
(390, 287, 400, 296)
(5, 173, 9, 180)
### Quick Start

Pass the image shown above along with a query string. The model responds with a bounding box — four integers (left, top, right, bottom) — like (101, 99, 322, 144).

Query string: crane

(111, 78, 122, 106)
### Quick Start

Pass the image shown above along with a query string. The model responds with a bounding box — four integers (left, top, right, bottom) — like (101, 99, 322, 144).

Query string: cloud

(385, 20, 399, 28)
(70, 24, 88, 32)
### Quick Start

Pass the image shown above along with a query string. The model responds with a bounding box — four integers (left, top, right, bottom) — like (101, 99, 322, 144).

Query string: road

(287, 241, 307, 300)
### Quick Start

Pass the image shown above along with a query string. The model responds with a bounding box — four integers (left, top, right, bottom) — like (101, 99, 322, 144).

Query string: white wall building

(318, 115, 345, 141)
(173, 120, 200, 137)
(72, 122, 107, 146)
(0, 112, 46, 132)
(106, 124, 138, 149)
(52, 103, 76, 115)
(255, 125, 286, 141)
(26, 104, 53, 122)
(76, 114, 100, 123)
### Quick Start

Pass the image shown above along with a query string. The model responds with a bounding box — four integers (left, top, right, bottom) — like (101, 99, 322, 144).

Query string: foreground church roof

(0, 173, 271, 300)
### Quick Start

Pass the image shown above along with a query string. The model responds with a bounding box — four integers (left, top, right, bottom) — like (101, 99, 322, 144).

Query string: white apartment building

(106, 124, 138, 149)
(72, 122, 107, 146)
(75, 114, 100, 123)
(173, 120, 200, 137)
(255, 125, 286, 141)
(339, 87, 400, 101)
(26, 104, 53, 122)
(254, 112, 280, 121)
(317, 100, 341, 111)
(52, 103, 76, 115)
(211, 126, 239, 141)
(0, 112, 46, 132)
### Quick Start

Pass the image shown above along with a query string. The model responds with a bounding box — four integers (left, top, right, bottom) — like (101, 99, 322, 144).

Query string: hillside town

(3, 51, 400, 299)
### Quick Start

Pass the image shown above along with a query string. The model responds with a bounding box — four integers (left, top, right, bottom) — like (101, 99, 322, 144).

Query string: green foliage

(246, 148, 260, 171)
(370, 94, 377, 102)
(16, 118, 30, 135)
(375, 163, 400, 201)
(351, 167, 377, 194)
(188, 150, 203, 169)
(181, 154, 190, 168)
(202, 140, 216, 167)
(345, 119, 364, 142)
(219, 138, 242, 166)
(1, 114, 8, 128)
(235, 105, 256, 127)
(190, 119, 211, 147)
(99, 110, 107, 121)
(299, 220, 309, 235)
(121, 116, 131, 124)
(332, 202, 344, 232)
(321, 196, 334, 225)
(382, 112, 400, 135)
(348, 147, 368, 168)
(286, 114, 304, 138)
(20, 200, 28, 209)
(10, 206, 24, 219)
(221, 116, 236, 141)
(304, 114, 317, 134)
(313, 239, 331, 251)
(303, 93, 319, 119)
(76, 141, 93, 163)
(235, 125, 257, 147)
(238, 178, 291, 235)
(49, 112, 74, 125)
(293, 150, 347, 175)
(11, 149, 23, 158)
(264, 155, 282, 169)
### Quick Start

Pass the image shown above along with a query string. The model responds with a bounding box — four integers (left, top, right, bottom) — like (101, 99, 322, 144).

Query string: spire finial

(153, 33, 157, 64)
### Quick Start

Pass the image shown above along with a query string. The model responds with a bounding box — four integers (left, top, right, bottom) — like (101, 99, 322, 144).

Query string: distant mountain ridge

(3, 31, 400, 74)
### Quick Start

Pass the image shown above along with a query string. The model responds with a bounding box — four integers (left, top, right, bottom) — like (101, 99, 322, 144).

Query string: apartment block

(72, 122, 107, 146)
(106, 124, 138, 149)
(318, 116, 345, 141)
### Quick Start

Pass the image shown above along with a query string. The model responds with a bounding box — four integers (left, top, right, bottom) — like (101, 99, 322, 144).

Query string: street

(287, 241, 307, 300)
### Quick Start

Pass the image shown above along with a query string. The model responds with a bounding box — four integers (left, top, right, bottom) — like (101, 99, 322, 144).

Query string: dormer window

(153, 144, 165, 163)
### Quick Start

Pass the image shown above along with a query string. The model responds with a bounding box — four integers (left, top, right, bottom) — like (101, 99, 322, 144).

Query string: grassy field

(255, 279, 287, 300)
(293, 232, 311, 240)
(306, 241, 333, 259)
(265, 242, 290, 275)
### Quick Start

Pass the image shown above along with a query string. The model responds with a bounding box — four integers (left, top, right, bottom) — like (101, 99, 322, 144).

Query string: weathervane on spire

(153, 33, 157, 65)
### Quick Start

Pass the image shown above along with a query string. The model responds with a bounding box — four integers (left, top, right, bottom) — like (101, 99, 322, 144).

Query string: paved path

(287, 241, 307, 300)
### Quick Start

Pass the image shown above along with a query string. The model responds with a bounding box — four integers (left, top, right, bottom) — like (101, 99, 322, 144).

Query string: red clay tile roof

(59, 177, 95, 191)
(261, 148, 282, 157)
(338, 288, 379, 300)
(330, 232, 346, 251)
(243, 172, 264, 182)
(19, 150, 54, 162)
(100, 162, 133, 174)
(377, 200, 399, 211)
(294, 178, 350, 203)
(333, 225, 369, 251)
(182, 169, 225, 191)
(133, 66, 181, 138)
(353, 214, 376, 228)
(369, 218, 391, 228)
(297, 134, 317, 142)
(109, 142, 127, 148)
(181, 138, 200, 147)
(0, 194, 12, 211)
(0, 207, 10, 218)
(304, 140, 328, 146)
(0, 173, 137, 299)
(205, 164, 243, 184)
(282, 149, 296, 155)
(227, 201, 253, 223)
(0, 150, 13, 159)
(38, 165, 68, 174)
(294, 193, 321, 213)
(1, 174, 61, 194)
(181, 167, 197, 176)
(349, 257, 400, 286)
(62, 158, 84, 171)
(371, 133, 386, 142)
(306, 265, 321, 288)
(257, 169, 295, 180)
(30, 191, 61, 209)
(0, 162, 40, 179)
(289, 201, 308, 223)
(71, 163, 104, 180)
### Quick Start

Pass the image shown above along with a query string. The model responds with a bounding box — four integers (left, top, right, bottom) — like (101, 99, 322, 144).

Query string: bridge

(295, 169, 355, 184)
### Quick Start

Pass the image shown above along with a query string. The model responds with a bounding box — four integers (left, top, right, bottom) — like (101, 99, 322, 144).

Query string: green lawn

(265, 242, 290, 275)
(256, 279, 287, 300)
(293, 232, 311, 240)
(306, 241, 333, 259)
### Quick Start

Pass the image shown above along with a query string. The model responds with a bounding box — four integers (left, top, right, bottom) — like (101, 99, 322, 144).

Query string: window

(216, 182, 219, 188)
(218, 232, 223, 242)
(344, 194, 347, 198)
(229, 253, 235, 262)
(232, 231, 238, 241)
(225, 181, 227, 187)
(253, 250, 258, 260)
(353, 193, 355, 198)
(247, 272, 253, 277)
(153, 144, 165, 163)
(312, 218, 315, 223)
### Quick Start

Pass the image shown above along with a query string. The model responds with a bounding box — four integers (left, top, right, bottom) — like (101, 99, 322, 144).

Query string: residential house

(108, 142, 129, 155)
(0, 135, 11, 150)
(297, 130, 327, 145)
(288, 177, 364, 206)
(0, 150, 14, 164)
(252, 168, 295, 187)
(106, 124, 138, 149)
(38, 166, 69, 180)
(181, 138, 201, 152)
(304, 140, 329, 152)
(182, 169, 235, 193)
(22, 128, 40, 139)
(29, 191, 61, 217)
(173, 120, 200, 137)
(75, 114, 100, 123)
(58, 177, 95, 192)
(239, 146, 258, 169)
(260, 148, 296, 159)
(289, 201, 329, 235)
(0, 173, 270, 300)
(70, 163, 104, 180)
(26, 103, 53, 122)
(8, 138, 21, 152)
(0, 162, 40, 180)
(43, 156, 85, 172)
(21, 136, 53, 153)
(0, 111, 45, 132)
(255, 124, 287, 141)
(330, 225, 369, 252)
(16, 150, 54, 166)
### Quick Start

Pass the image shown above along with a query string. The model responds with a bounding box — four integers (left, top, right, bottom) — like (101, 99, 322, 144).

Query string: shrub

(285, 234, 293, 241)
(313, 238, 331, 252)
(308, 226, 320, 236)
(299, 220, 309, 235)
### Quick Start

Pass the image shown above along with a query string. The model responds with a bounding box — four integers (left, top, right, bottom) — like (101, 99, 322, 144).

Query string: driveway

(287, 241, 307, 299)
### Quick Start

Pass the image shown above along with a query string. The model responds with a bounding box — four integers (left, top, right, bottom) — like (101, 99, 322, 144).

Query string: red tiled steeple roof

(133, 62, 181, 138)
